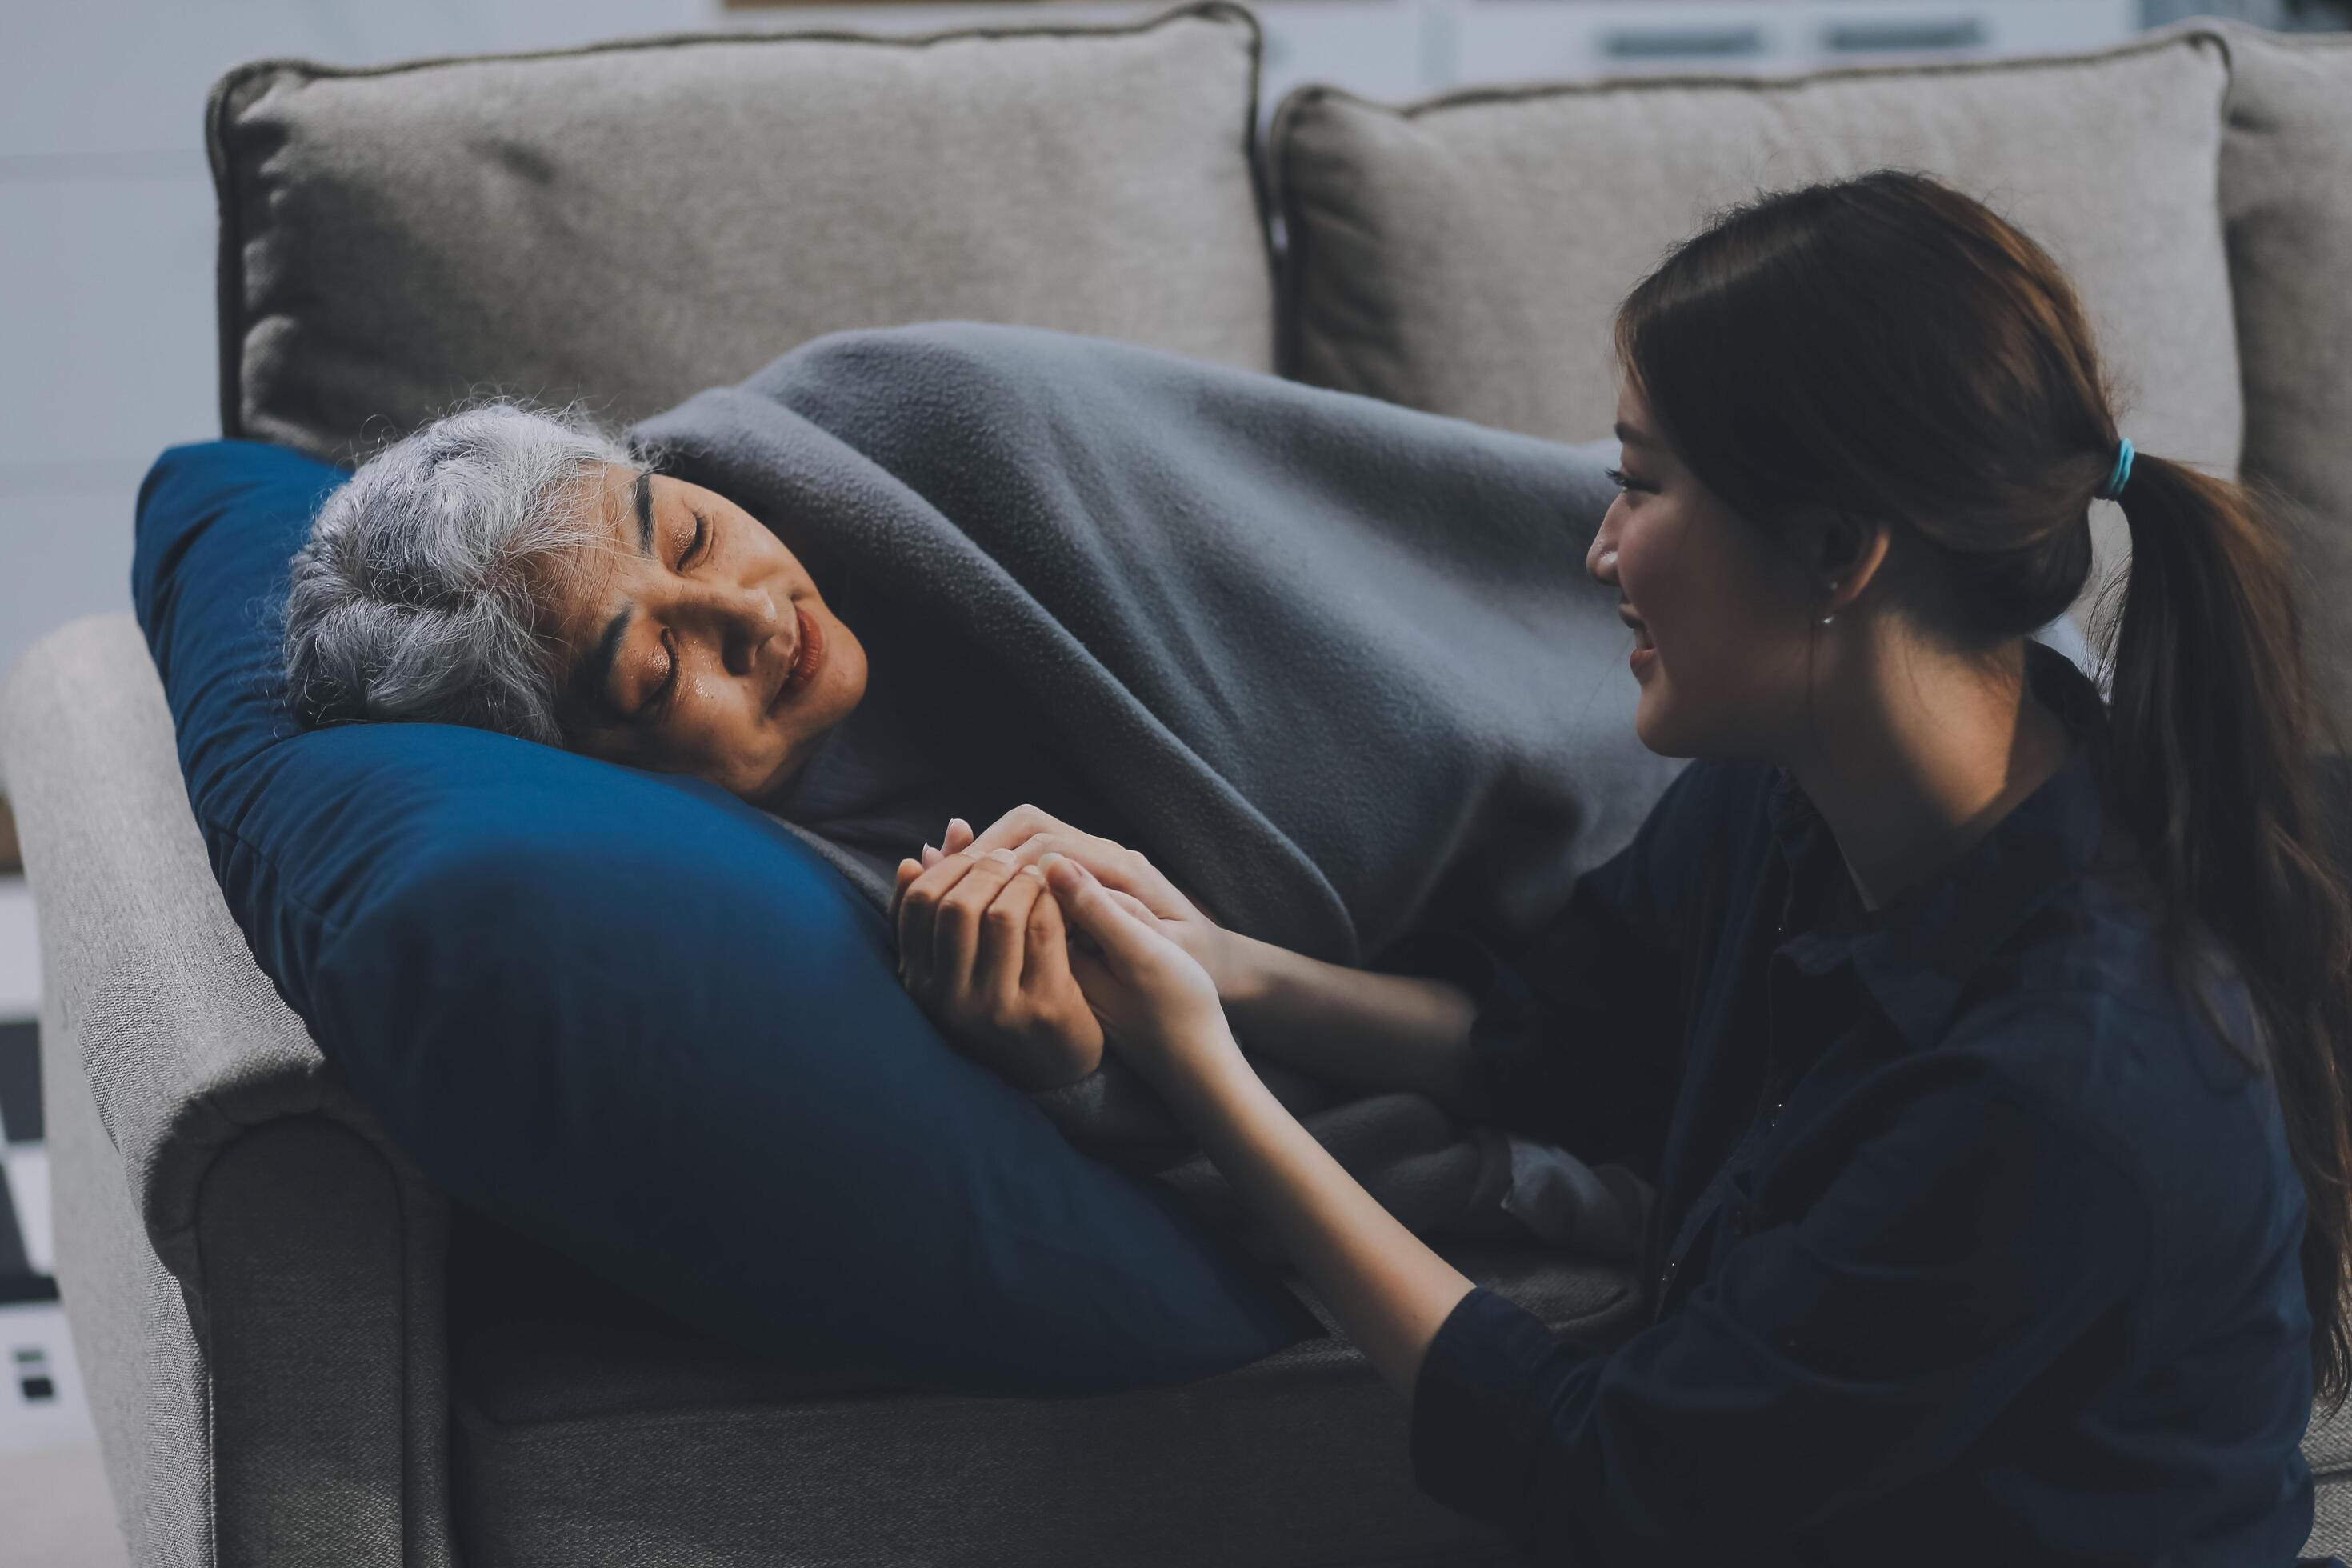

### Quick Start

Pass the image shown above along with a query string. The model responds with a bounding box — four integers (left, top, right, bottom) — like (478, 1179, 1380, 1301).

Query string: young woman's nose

(1588, 513, 1622, 587)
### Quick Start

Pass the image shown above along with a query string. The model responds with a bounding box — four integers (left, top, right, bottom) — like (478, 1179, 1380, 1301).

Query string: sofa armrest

(0, 613, 454, 1567)
(2, 615, 350, 1275)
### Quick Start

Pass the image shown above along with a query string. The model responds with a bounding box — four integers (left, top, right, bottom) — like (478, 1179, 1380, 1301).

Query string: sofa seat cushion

(1270, 21, 2240, 650)
(208, 0, 1275, 460)
(447, 1217, 1645, 1568)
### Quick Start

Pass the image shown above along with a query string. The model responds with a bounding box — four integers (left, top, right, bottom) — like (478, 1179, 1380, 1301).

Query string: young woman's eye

(1604, 466, 1631, 491)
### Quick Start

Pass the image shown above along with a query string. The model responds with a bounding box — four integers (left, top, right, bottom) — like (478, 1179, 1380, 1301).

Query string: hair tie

(2096, 436, 2135, 502)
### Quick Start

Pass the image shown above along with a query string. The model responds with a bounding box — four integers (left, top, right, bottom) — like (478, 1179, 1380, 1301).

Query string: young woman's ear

(1797, 507, 1893, 609)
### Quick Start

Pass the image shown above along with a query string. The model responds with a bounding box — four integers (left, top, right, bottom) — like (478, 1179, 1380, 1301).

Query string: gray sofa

(4, 4, 2350, 1563)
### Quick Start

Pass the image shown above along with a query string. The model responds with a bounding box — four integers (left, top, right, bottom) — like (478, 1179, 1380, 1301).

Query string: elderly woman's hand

(959, 804, 1254, 1002)
(890, 839, 1105, 1090)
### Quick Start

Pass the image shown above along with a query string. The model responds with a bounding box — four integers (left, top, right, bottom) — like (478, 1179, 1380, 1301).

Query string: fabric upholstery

(2214, 22, 2352, 744)
(0, 613, 457, 1568)
(206, 1, 1275, 462)
(42, 918, 214, 1568)
(1269, 21, 2242, 655)
(2315, 1404, 2352, 1558)
(2318, 1468, 2352, 1558)
(446, 1232, 1641, 1568)
(204, 1120, 425, 1568)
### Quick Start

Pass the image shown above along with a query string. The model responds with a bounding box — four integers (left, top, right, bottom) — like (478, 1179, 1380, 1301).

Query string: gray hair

(280, 401, 647, 746)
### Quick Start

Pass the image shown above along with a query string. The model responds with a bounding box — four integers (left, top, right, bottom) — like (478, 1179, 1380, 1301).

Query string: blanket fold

(631, 322, 1681, 1256)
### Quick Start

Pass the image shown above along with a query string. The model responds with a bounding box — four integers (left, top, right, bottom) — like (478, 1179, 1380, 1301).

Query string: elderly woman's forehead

(534, 470, 634, 637)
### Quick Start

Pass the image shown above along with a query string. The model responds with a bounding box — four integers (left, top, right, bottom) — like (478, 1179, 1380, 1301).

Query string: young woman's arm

(1215, 933, 1491, 1114)
(944, 806, 1494, 1112)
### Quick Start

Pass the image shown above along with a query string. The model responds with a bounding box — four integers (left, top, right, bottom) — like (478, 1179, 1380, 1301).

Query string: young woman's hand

(1039, 852, 1242, 1089)
(956, 804, 1258, 1002)
(890, 843, 1105, 1090)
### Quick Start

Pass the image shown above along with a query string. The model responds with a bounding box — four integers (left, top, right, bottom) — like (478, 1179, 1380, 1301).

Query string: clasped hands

(889, 805, 1247, 1092)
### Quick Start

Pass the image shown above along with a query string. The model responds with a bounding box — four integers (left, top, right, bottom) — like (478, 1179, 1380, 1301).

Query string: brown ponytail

(1613, 168, 2352, 1410)
(2103, 450, 2352, 1413)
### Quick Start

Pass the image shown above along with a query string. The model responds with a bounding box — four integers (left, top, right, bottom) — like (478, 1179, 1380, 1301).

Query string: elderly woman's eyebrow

(570, 604, 634, 725)
(564, 470, 658, 725)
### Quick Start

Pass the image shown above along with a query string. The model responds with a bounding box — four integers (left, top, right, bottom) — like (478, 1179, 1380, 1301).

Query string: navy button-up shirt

(1384, 638, 2332, 1565)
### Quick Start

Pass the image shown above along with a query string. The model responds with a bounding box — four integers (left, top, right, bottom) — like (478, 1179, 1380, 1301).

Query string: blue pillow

(132, 439, 1318, 1392)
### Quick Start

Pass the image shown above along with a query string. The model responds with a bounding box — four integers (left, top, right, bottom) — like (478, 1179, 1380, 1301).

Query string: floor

(0, 874, 122, 1566)
(0, 1443, 123, 1568)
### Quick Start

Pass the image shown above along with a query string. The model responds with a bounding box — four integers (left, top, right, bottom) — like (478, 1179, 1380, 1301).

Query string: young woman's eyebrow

(1613, 421, 1657, 449)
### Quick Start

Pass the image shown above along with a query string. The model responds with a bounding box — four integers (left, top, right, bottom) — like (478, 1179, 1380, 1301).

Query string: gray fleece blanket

(630, 321, 1678, 1262)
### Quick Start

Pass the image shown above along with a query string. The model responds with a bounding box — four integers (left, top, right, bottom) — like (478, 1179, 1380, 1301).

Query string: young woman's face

(539, 464, 868, 802)
(1589, 379, 1824, 759)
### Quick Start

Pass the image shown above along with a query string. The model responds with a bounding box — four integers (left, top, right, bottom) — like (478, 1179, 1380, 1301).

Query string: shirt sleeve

(1375, 758, 1739, 1176)
(1406, 1054, 2151, 1563)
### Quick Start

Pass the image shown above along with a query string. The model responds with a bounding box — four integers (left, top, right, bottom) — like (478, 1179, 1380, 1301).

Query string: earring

(1820, 579, 1842, 627)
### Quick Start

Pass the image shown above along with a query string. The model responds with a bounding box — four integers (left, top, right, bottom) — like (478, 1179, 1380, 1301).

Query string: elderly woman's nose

(712, 581, 785, 672)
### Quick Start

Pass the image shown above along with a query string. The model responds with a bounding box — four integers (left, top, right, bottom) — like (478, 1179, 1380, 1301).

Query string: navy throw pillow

(131, 438, 1318, 1392)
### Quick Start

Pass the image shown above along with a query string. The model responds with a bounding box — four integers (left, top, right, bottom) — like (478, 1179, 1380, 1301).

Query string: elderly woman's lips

(770, 606, 824, 711)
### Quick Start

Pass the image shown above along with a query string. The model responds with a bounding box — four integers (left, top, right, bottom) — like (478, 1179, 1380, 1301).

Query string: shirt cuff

(1408, 1283, 1594, 1527)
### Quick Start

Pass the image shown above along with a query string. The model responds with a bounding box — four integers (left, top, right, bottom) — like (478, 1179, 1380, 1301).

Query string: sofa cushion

(131, 435, 1326, 1394)
(446, 1215, 1645, 1568)
(2215, 23, 2352, 746)
(1270, 22, 2239, 649)
(208, 0, 1274, 461)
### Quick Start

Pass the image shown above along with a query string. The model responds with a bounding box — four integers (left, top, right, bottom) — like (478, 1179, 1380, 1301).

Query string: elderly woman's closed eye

(278, 402, 871, 804)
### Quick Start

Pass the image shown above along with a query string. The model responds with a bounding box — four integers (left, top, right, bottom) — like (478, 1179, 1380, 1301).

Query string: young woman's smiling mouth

(1620, 605, 1657, 671)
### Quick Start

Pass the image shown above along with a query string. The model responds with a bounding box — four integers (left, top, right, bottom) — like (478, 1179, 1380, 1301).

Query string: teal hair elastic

(2096, 437, 2135, 502)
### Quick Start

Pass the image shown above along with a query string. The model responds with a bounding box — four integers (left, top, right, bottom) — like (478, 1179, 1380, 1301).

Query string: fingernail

(988, 848, 1015, 865)
(1022, 865, 1045, 879)
(922, 842, 936, 858)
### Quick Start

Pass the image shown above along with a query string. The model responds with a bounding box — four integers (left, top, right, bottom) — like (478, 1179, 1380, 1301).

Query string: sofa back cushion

(209, 1, 1273, 460)
(1270, 23, 2239, 650)
(2216, 23, 2352, 742)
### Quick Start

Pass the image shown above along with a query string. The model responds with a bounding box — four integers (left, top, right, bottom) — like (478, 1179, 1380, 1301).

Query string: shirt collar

(1765, 638, 2122, 1051)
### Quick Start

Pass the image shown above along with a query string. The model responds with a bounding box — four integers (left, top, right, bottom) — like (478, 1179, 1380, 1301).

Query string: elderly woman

(279, 402, 1122, 1089)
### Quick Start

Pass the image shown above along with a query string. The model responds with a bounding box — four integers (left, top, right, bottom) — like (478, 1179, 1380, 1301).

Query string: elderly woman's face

(539, 463, 867, 802)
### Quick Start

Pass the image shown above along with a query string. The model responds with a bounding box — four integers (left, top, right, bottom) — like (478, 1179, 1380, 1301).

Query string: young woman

(894, 169, 2352, 1561)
